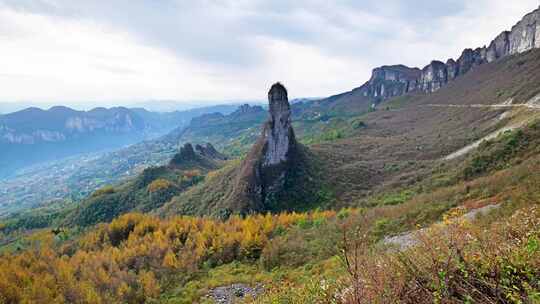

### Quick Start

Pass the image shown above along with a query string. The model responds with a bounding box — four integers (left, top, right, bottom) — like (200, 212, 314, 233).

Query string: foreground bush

(339, 205, 540, 304)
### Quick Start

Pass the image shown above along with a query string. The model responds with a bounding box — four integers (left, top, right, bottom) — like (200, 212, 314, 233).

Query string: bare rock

(195, 143, 228, 160)
(229, 82, 305, 213)
(263, 83, 296, 166)
(418, 61, 448, 92)
(358, 65, 421, 101)
(207, 283, 264, 304)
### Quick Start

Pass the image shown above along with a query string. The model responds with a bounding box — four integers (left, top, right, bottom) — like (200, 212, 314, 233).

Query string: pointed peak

(267, 82, 290, 121)
(268, 82, 288, 102)
(269, 82, 287, 93)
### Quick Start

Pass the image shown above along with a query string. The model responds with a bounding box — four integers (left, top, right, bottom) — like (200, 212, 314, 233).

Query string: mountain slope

(161, 48, 540, 217)
(312, 48, 540, 205)
(63, 143, 226, 226)
(0, 105, 249, 216)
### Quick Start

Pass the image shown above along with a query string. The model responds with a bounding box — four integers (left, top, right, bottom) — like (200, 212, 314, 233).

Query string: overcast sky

(0, 0, 538, 108)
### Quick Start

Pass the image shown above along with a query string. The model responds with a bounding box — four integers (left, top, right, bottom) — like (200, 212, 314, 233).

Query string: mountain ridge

(341, 6, 540, 102)
(0, 104, 242, 178)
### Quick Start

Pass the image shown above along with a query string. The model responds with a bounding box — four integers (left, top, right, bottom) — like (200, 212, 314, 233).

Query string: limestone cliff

(358, 6, 540, 101)
(358, 65, 421, 100)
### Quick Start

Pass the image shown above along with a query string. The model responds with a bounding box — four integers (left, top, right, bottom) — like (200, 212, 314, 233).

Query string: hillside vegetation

(2, 111, 540, 303)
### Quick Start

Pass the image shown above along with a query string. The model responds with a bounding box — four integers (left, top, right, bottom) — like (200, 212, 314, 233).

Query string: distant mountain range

(0, 104, 243, 177)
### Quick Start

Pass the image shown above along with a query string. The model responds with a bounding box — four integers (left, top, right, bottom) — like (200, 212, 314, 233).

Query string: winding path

(421, 100, 540, 160)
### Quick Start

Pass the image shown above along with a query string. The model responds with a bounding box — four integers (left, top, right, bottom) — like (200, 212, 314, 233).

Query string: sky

(0, 0, 538, 110)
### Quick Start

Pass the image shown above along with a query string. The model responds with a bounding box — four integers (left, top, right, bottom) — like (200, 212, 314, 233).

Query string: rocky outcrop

(358, 65, 421, 100)
(507, 8, 540, 54)
(231, 83, 303, 212)
(232, 104, 265, 116)
(170, 143, 197, 164)
(207, 284, 264, 304)
(359, 6, 540, 101)
(170, 142, 226, 167)
(418, 61, 448, 93)
(195, 143, 228, 160)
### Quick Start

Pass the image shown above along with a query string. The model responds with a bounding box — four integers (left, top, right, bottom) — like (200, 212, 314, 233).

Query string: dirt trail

(422, 100, 540, 160)
(424, 103, 540, 110)
(443, 125, 519, 160)
(382, 204, 501, 251)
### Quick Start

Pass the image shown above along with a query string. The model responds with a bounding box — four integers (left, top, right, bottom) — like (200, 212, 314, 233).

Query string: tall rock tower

(263, 82, 296, 166)
(162, 82, 325, 218)
(231, 82, 303, 213)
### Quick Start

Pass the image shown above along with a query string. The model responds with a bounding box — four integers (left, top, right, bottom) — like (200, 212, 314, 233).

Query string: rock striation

(358, 6, 540, 101)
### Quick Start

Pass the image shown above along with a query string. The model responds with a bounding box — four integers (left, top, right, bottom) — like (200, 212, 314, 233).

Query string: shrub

(352, 120, 367, 129)
(322, 129, 344, 141)
(183, 169, 202, 179)
(340, 206, 540, 304)
(147, 179, 173, 193)
(462, 124, 539, 180)
(91, 185, 115, 197)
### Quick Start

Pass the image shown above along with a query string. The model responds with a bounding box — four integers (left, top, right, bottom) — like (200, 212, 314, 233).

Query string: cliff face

(358, 65, 421, 100)
(358, 6, 540, 101)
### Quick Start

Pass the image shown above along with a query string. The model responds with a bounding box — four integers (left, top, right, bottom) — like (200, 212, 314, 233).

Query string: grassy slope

(159, 144, 333, 218)
(58, 152, 225, 227)
(255, 121, 540, 303)
(311, 49, 540, 205)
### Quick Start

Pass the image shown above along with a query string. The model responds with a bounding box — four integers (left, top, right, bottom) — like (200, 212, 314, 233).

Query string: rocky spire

(229, 82, 303, 213)
(263, 82, 296, 166)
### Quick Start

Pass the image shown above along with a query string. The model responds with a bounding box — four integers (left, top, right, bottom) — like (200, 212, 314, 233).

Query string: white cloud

(0, 7, 233, 104)
(0, 1, 538, 107)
